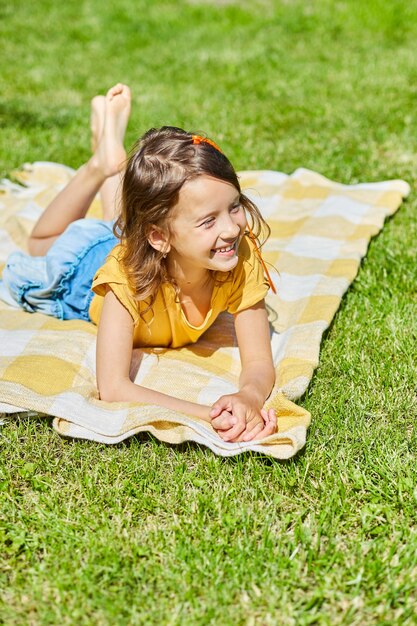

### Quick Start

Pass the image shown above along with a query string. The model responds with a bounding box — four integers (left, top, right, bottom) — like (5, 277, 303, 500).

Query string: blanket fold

(0, 162, 409, 458)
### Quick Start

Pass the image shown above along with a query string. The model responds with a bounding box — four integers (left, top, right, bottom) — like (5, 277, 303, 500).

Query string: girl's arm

(96, 288, 213, 422)
(210, 300, 277, 442)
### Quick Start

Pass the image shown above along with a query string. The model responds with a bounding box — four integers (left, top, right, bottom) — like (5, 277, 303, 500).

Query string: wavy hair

(114, 126, 270, 308)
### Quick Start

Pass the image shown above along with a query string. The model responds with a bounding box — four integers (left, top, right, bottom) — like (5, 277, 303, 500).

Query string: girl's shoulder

(90, 243, 145, 323)
(93, 243, 128, 282)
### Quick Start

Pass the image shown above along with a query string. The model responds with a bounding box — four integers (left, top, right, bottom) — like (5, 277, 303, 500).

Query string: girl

(2, 84, 277, 443)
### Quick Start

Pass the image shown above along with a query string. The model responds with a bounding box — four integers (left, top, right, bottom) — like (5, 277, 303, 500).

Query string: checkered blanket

(0, 162, 409, 458)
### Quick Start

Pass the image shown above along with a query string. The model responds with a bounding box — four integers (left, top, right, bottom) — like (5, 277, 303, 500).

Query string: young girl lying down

(2, 84, 277, 443)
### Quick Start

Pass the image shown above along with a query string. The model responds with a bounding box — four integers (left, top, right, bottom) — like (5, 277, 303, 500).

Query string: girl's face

(167, 175, 247, 278)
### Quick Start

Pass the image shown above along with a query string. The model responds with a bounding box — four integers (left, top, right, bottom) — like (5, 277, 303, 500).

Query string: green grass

(1, 0, 417, 624)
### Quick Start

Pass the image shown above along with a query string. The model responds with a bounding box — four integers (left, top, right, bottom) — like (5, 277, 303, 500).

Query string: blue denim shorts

(0, 219, 118, 321)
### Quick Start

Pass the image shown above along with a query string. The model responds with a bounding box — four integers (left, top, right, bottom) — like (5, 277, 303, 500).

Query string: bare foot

(90, 95, 106, 153)
(90, 83, 131, 178)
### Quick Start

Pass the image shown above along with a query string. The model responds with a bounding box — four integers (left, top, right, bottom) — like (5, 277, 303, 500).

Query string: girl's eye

(230, 203, 241, 213)
(201, 218, 215, 229)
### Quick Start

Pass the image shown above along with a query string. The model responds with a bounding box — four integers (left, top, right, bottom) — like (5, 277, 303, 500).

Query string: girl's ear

(147, 225, 170, 255)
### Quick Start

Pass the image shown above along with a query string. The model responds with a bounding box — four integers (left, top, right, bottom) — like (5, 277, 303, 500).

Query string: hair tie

(192, 135, 223, 154)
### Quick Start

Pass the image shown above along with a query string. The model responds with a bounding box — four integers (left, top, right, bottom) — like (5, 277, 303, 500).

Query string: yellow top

(89, 235, 269, 349)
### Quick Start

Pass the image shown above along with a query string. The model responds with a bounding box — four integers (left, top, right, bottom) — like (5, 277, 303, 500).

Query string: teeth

(216, 244, 234, 253)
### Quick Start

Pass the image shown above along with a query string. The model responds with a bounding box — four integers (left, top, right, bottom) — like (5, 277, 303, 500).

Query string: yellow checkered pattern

(0, 163, 409, 458)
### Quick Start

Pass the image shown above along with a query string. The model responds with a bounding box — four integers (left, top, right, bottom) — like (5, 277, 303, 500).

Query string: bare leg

(28, 83, 131, 256)
(100, 173, 124, 221)
(91, 95, 124, 221)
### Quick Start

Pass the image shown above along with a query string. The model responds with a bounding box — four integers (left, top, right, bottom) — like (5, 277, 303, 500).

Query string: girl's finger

(255, 410, 278, 439)
(209, 405, 222, 418)
(261, 408, 277, 425)
(234, 413, 263, 441)
(211, 411, 236, 431)
(241, 421, 265, 442)
(260, 408, 269, 422)
(217, 429, 237, 441)
(220, 411, 247, 442)
(209, 396, 232, 417)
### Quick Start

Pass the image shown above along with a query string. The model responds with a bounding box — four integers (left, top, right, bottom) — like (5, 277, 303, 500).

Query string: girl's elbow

(97, 385, 116, 402)
(98, 389, 112, 402)
(97, 378, 124, 402)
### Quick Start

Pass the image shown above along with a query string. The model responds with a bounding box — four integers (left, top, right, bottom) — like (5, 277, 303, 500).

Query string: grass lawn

(1, 0, 417, 624)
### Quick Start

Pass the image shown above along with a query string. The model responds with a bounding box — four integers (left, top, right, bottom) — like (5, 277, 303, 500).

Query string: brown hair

(114, 126, 270, 307)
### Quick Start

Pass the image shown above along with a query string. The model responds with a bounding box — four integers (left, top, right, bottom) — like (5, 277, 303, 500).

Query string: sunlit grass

(1, 1, 416, 624)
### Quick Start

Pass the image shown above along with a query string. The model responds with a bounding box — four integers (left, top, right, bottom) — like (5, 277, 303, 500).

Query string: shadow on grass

(82, 430, 306, 465)
(4, 412, 304, 464)
(0, 101, 74, 131)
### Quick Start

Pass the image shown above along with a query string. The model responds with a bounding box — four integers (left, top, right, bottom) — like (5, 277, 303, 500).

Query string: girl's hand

(210, 392, 277, 442)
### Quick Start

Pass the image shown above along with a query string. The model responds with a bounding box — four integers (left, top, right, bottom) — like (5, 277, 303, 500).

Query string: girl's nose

(220, 216, 241, 240)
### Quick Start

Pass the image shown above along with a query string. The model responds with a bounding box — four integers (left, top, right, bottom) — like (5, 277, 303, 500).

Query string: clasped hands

(209, 388, 277, 443)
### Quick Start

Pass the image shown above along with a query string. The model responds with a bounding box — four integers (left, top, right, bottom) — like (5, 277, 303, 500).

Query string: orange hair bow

(246, 223, 277, 294)
(192, 134, 223, 153)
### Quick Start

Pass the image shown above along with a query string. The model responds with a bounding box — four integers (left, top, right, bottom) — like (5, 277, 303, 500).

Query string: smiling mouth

(211, 241, 237, 256)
